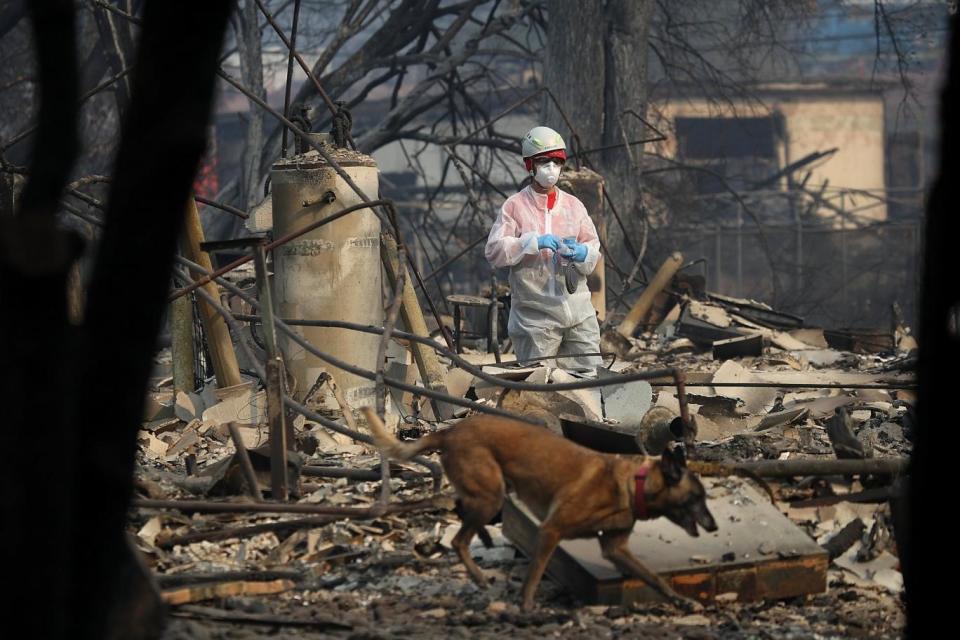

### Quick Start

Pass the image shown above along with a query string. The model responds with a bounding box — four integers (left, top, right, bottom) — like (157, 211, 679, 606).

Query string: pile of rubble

(132, 290, 912, 638)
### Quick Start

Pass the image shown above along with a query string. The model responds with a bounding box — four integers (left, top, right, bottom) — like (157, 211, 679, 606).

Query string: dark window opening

(675, 115, 781, 195)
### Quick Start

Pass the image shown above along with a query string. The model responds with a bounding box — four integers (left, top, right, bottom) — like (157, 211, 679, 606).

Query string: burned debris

(1, 1, 950, 638)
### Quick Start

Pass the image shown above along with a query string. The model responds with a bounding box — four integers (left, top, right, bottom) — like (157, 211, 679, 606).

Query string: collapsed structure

(129, 119, 913, 634)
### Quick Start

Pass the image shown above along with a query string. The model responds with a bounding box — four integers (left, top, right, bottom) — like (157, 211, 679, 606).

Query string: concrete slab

(503, 478, 827, 605)
(710, 360, 778, 414)
(599, 369, 653, 427)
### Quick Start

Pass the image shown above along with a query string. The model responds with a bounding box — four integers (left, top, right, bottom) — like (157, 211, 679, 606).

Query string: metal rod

(302, 466, 428, 480)
(215, 69, 390, 231)
(266, 357, 288, 501)
(132, 496, 449, 516)
(254, 0, 339, 119)
(694, 457, 910, 478)
(417, 234, 485, 285)
(173, 260, 440, 484)
(216, 68, 450, 339)
(375, 244, 406, 504)
(229, 314, 919, 393)
(194, 195, 249, 219)
(169, 199, 391, 302)
(177, 258, 703, 432)
(226, 422, 264, 502)
(661, 381, 917, 390)
(252, 243, 287, 501)
(280, 0, 302, 157)
(252, 243, 279, 357)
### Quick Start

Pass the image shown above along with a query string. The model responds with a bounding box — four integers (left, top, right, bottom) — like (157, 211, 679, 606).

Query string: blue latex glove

(561, 238, 588, 263)
(537, 234, 561, 252)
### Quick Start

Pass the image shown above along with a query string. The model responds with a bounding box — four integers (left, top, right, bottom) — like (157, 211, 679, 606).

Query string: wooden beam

(180, 198, 242, 388)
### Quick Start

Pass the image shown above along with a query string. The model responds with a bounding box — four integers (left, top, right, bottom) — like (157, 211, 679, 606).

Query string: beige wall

(650, 91, 887, 223)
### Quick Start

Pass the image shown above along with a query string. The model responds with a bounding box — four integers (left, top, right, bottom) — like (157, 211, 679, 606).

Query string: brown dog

(363, 409, 718, 610)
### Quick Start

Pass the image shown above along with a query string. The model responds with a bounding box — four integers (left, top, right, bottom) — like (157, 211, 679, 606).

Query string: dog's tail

(361, 407, 444, 461)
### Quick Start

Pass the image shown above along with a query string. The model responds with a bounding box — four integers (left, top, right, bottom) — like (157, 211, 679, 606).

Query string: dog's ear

(673, 444, 687, 468)
(661, 445, 684, 486)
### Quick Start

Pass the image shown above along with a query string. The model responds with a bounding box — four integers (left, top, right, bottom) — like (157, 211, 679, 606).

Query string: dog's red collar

(634, 467, 649, 519)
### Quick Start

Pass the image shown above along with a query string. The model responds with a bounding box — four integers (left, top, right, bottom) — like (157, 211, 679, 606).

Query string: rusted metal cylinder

(270, 143, 383, 406)
(636, 406, 685, 454)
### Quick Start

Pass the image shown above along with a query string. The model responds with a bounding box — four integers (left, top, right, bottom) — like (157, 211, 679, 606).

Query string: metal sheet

(503, 478, 827, 605)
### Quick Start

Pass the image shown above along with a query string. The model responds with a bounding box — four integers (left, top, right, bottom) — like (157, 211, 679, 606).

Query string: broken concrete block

(691, 412, 724, 441)
(676, 304, 743, 345)
(137, 516, 164, 548)
(770, 331, 813, 351)
(174, 391, 204, 423)
(834, 548, 902, 593)
(599, 369, 652, 426)
(166, 427, 200, 457)
(199, 383, 220, 412)
(234, 425, 268, 449)
(202, 388, 265, 428)
(443, 368, 476, 400)
(788, 328, 829, 349)
(784, 395, 854, 419)
(710, 360, 778, 414)
(142, 416, 180, 434)
(856, 389, 892, 403)
(688, 300, 733, 327)
(654, 390, 680, 416)
(138, 431, 169, 458)
(143, 393, 175, 421)
(754, 407, 809, 432)
(551, 368, 602, 421)
(654, 304, 681, 337)
(798, 349, 846, 368)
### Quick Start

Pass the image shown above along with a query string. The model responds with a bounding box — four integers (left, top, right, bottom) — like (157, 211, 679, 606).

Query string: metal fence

(654, 220, 923, 329)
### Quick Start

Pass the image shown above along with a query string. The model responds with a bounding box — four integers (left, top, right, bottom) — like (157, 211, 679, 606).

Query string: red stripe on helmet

(524, 148, 567, 171)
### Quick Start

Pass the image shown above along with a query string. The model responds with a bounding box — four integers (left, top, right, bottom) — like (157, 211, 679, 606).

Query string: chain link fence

(653, 219, 922, 329)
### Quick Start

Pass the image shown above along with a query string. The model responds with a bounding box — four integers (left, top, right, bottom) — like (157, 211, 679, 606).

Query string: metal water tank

(270, 143, 382, 406)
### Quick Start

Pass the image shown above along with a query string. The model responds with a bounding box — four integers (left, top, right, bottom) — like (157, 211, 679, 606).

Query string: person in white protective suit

(484, 126, 602, 371)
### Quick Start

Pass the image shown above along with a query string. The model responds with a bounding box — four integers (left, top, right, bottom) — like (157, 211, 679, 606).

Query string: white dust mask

(533, 162, 561, 188)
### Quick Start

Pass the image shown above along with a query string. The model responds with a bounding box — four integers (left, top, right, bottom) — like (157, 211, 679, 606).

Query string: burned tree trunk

(1, 2, 233, 638)
(91, 0, 137, 112)
(235, 0, 266, 210)
(912, 11, 958, 639)
(542, 0, 604, 152)
(600, 0, 654, 236)
(544, 0, 654, 256)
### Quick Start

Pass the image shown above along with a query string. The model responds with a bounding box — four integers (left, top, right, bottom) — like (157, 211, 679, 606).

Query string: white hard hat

(521, 126, 566, 159)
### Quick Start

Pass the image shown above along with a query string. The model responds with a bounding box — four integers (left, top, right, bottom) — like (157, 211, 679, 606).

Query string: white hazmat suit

(485, 185, 602, 370)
